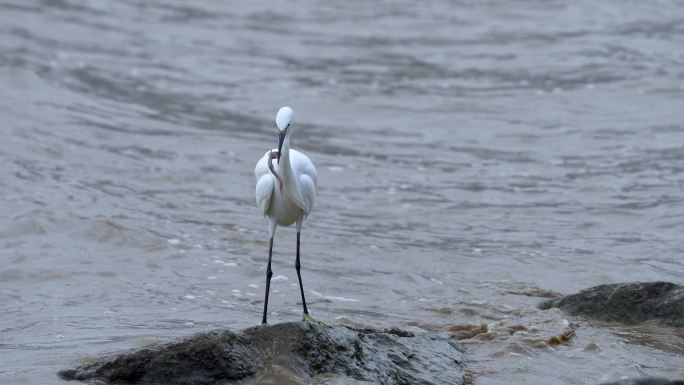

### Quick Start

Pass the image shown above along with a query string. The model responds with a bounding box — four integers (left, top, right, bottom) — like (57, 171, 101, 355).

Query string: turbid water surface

(1, 1, 684, 384)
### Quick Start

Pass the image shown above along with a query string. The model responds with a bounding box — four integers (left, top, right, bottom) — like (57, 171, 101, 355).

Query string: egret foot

(302, 313, 330, 327)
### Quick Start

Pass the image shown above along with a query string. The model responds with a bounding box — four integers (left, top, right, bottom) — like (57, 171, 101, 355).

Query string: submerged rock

(539, 281, 684, 327)
(59, 321, 466, 385)
(600, 378, 684, 385)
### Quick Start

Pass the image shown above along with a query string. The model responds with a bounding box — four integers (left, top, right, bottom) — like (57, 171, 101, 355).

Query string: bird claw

(302, 314, 330, 327)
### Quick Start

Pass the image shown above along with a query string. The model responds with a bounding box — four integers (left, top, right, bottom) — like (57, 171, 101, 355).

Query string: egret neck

(278, 131, 308, 214)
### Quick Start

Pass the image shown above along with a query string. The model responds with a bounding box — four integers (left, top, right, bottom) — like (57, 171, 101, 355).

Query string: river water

(2, 1, 684, 384)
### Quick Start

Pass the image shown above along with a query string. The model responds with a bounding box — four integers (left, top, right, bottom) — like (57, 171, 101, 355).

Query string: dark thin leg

(295, 232, 309, 315)
(261, 237, 274, 324)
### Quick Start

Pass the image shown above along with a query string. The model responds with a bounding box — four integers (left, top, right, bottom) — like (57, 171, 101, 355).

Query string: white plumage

(253, 106, 318, 324)
(254, 148, 317, 227)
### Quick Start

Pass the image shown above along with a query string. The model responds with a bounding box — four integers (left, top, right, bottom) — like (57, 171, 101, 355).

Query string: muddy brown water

(1, 1, 684, 384)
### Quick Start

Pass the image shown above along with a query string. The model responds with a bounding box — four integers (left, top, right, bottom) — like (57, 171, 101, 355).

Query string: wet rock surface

(600, 378, 684, 385)
(539, 282, 684, 327)
(59, 321, 466, 385)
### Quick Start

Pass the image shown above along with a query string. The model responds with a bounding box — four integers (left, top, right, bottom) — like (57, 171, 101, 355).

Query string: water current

(1, 1, 684, 384)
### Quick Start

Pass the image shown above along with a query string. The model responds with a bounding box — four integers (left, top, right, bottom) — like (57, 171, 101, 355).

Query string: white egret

(254, 106, 318, 324)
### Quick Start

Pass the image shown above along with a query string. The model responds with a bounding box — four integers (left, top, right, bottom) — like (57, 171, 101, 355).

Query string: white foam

(213, 259, 237, 267)
(324, 296, 359, 302)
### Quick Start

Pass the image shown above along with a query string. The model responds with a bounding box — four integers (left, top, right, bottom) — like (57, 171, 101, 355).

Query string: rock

(600, 378, 684, 385)
(59, 322, 466, 385)
(539, 281, 684, 327)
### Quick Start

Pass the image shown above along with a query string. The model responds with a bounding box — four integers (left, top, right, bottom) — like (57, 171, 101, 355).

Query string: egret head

(276, 106, 293, 131)
(276, 106, 293, 163)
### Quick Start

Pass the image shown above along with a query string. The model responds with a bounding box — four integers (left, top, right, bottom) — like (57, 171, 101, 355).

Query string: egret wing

(286, 150, 317, 215)
(255, 174, 274, 216)
(254, 150, 276, 180)
(298, 173, 316, 216)
(290, 149, 318, 187)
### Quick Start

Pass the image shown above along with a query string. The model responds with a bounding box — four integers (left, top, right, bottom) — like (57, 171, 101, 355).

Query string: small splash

(489, 341, 537, 358)
(546, 323, 577, 345)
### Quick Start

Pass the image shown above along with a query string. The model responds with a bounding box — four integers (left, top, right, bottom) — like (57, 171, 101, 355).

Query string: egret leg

(261, 237, 274, 325)
(295, 232, 309, 316)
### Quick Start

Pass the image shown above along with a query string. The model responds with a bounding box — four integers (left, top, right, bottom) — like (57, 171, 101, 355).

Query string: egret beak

(277, 129, 286, 164)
